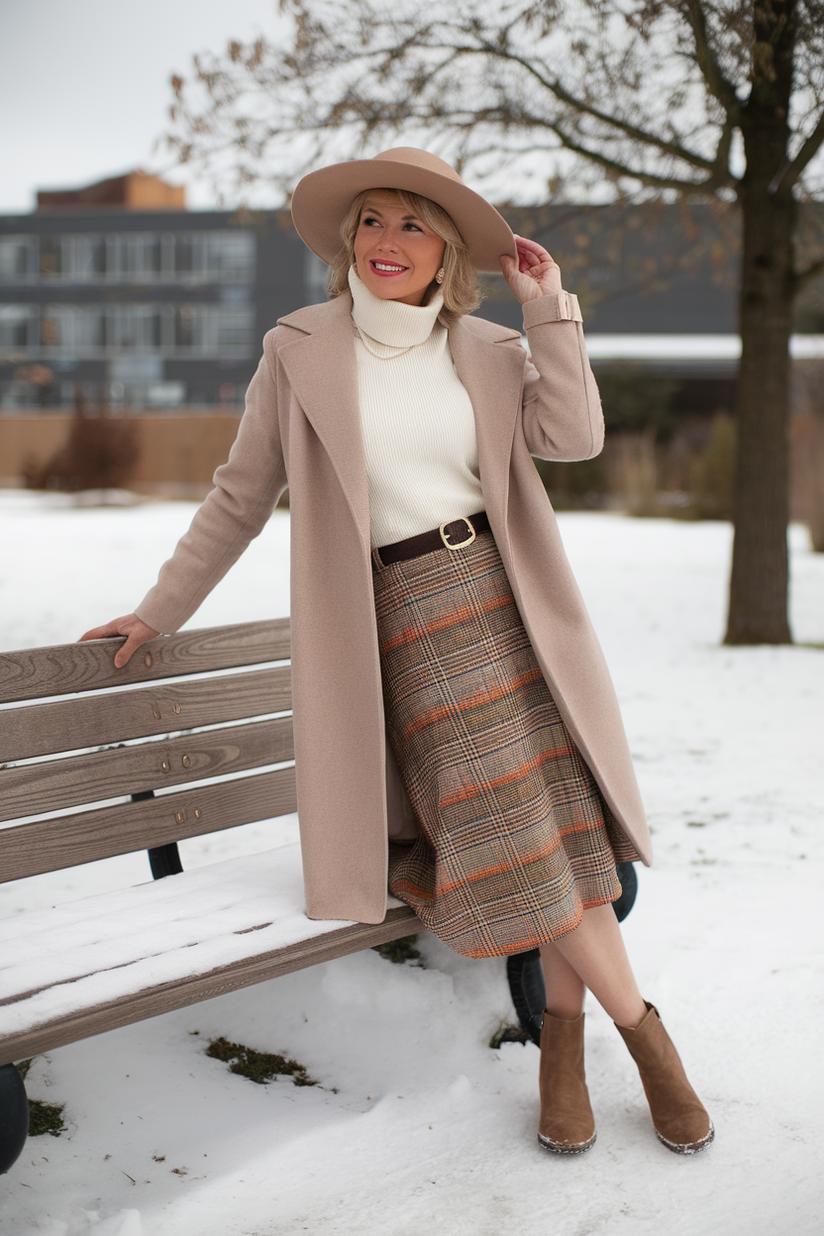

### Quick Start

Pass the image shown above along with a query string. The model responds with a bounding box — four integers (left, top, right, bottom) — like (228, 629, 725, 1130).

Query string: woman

(82, 148, 713, 1156)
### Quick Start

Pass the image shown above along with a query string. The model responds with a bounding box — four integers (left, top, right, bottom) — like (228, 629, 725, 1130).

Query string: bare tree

(167, 0, 824, 644)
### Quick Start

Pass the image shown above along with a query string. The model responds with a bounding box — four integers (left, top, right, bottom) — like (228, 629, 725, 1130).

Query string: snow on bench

(0, 620, 418, 1173)
(0, 842, 413, 1060)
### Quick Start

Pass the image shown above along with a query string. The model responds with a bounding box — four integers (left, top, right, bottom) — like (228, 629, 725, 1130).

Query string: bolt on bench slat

(0, 619, 290, 704)
(0, 767, 297, 881)
(0, 717, 294, 823)
(0, 666, 291, 762)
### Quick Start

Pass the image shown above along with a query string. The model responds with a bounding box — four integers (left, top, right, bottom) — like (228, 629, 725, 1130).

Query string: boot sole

(655, 1120, 715, 1155)
(538, 1131, 597, 1154)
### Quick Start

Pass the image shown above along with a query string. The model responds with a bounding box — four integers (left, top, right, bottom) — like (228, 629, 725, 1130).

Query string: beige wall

(0, 412, 244, 498)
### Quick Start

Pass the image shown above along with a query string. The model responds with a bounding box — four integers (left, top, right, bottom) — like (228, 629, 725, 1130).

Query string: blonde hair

(325, 188, 481, 325)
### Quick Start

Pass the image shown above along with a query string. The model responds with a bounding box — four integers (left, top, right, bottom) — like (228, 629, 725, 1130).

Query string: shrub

(792, 412, 824, 551)
(604, 429, 661, 516)
(688, 413, 737, 520)
(595, 363, 678, 438)
(24, 390, 139, 493)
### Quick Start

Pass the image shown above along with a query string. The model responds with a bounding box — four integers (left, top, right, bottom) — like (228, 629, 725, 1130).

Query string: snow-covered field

(1, 492, 823, 1236)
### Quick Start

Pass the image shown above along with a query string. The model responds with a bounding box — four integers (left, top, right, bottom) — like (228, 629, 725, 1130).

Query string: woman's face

(353, 191, 446, 306)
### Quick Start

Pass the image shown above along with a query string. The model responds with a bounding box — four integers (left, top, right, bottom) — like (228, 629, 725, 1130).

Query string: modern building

(0, 171, 305, 410)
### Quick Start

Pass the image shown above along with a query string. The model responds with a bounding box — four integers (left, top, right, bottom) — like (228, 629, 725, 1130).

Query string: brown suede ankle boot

(538, 1010, 596, 1154)
(615, 1002, 714, 1154)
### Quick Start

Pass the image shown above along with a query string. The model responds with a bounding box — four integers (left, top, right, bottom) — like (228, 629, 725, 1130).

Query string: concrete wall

(0, 411, 244, 498)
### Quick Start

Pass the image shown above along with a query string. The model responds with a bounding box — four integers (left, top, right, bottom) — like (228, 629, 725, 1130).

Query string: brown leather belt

(375, 511, 490, 567)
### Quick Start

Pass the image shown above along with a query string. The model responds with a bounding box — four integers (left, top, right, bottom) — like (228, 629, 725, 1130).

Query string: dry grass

(14, 1059, 67, 1137)
(205, 1037, 317, 1087)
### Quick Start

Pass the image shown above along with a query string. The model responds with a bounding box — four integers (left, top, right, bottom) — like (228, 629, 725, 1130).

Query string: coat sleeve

(520, 292, 604, 462)
(135, 330, 288, 633)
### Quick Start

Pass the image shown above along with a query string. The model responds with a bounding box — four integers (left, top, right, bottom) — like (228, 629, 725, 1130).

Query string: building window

(206, 232, 255, 279)
(40, 236, 108, 281)
(21, 230, 256, 285)
(215, 305, 255, 348)
(26, 301, 253, 358)
(109, 235, 163, 281)
(0, 237, 37, 281)
(175, 302, 200, 348)
(40, 305, 105, 350)
(174, 235, 196, 276)
(40, 236, 62, 278)
(0, 305, 38, 351)
(68, 236, 107, 281)
(106, 305, 163, 350)
(174, 303, 254, 353)
(174, 232, 256, 281)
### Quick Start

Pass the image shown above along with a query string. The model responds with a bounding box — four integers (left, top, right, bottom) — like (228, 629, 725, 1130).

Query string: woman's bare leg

(540, 903, 647, 1028)
(538, 941, 586, 1020)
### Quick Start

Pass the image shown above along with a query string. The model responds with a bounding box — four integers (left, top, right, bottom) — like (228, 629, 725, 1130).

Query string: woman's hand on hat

(500, 235, 562, 304)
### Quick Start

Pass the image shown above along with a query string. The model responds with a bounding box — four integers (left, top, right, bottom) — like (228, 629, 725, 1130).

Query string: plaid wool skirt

(373, 530, 639, 959)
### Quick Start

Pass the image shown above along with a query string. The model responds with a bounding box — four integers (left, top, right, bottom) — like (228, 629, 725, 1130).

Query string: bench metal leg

(131, 790, 184, 880)
(0, 1063, 28, 1174)
(147, 843, 184, 879)
(506, 861, 639, 1046)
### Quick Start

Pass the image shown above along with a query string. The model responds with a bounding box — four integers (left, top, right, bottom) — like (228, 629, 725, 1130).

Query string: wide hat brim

(290, 147, 517, 273)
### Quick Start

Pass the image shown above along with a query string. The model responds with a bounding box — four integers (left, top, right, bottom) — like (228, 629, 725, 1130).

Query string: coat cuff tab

(523, 291, 583, 329)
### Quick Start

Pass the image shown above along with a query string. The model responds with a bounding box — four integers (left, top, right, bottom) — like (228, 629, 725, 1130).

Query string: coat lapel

(277, 296, 372, 553)
(448, 316, 525, 554)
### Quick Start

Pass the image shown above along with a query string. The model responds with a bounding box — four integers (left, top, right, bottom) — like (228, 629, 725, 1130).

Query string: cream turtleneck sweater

(348, 266, 484, 548)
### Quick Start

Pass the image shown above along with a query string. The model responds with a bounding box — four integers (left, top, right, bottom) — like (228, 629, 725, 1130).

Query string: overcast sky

(0, 0, 286, 215)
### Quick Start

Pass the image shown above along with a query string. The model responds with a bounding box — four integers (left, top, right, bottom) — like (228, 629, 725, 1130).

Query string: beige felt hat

(290, 147, 517, 272)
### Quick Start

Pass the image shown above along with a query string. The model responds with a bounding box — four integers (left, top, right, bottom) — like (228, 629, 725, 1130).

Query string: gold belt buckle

(439, 516, 476, 550)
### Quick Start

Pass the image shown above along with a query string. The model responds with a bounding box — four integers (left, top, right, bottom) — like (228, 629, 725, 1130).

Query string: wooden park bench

(0, 619, 422, 1173)
(0, 617, 637, 1175)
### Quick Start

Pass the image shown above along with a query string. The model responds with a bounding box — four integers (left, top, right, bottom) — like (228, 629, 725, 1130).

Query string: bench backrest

(0, 620, 294, 883)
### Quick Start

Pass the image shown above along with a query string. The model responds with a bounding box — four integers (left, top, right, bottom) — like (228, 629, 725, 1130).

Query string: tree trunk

(724, 0, 796, 645)
(725, 189, 795, 643)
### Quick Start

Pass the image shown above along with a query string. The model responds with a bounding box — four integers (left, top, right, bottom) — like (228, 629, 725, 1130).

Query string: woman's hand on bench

(80, 615, 160, 669)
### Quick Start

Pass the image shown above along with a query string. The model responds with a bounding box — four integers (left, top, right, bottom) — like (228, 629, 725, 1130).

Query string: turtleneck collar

(348, 265, 444, 349)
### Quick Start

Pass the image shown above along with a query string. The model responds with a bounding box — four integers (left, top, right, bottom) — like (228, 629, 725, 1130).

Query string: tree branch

(682, 0, 741, 120)
(543, 122, 714, 193)
(309, 71, 717, 194)
(445, 38, 721, 175)
(778, 109, 824, 191)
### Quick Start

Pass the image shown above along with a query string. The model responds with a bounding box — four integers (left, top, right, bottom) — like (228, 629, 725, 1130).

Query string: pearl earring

(435, 267, 445, 284)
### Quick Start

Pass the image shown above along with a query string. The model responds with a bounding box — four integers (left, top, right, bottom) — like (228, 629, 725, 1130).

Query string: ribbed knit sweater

(348, 266, 484, 547)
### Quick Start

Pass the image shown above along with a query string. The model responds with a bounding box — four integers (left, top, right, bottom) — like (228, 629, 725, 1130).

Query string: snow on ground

(1, 493, 823, 1236)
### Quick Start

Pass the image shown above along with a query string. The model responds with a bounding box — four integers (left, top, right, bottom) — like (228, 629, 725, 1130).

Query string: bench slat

(0, 717, 293, 823)
(0, 619, 289, 705)
(0, 768, 296, 880)
(0, 907, 420, 1062)
(0, 666, 291, 762)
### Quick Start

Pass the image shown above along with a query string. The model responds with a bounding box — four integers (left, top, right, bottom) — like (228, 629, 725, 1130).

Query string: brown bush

(791, 362, 824, 552)
(24, 391, 139, 492)
(688, 413, 737, 520)
(604, 429, 661, 516)
(534, 415, 737, 520)
(792, 412, 824, 551)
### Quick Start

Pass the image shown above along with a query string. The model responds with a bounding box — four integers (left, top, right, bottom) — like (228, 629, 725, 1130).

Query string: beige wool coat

(136, 289, 652, 924)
